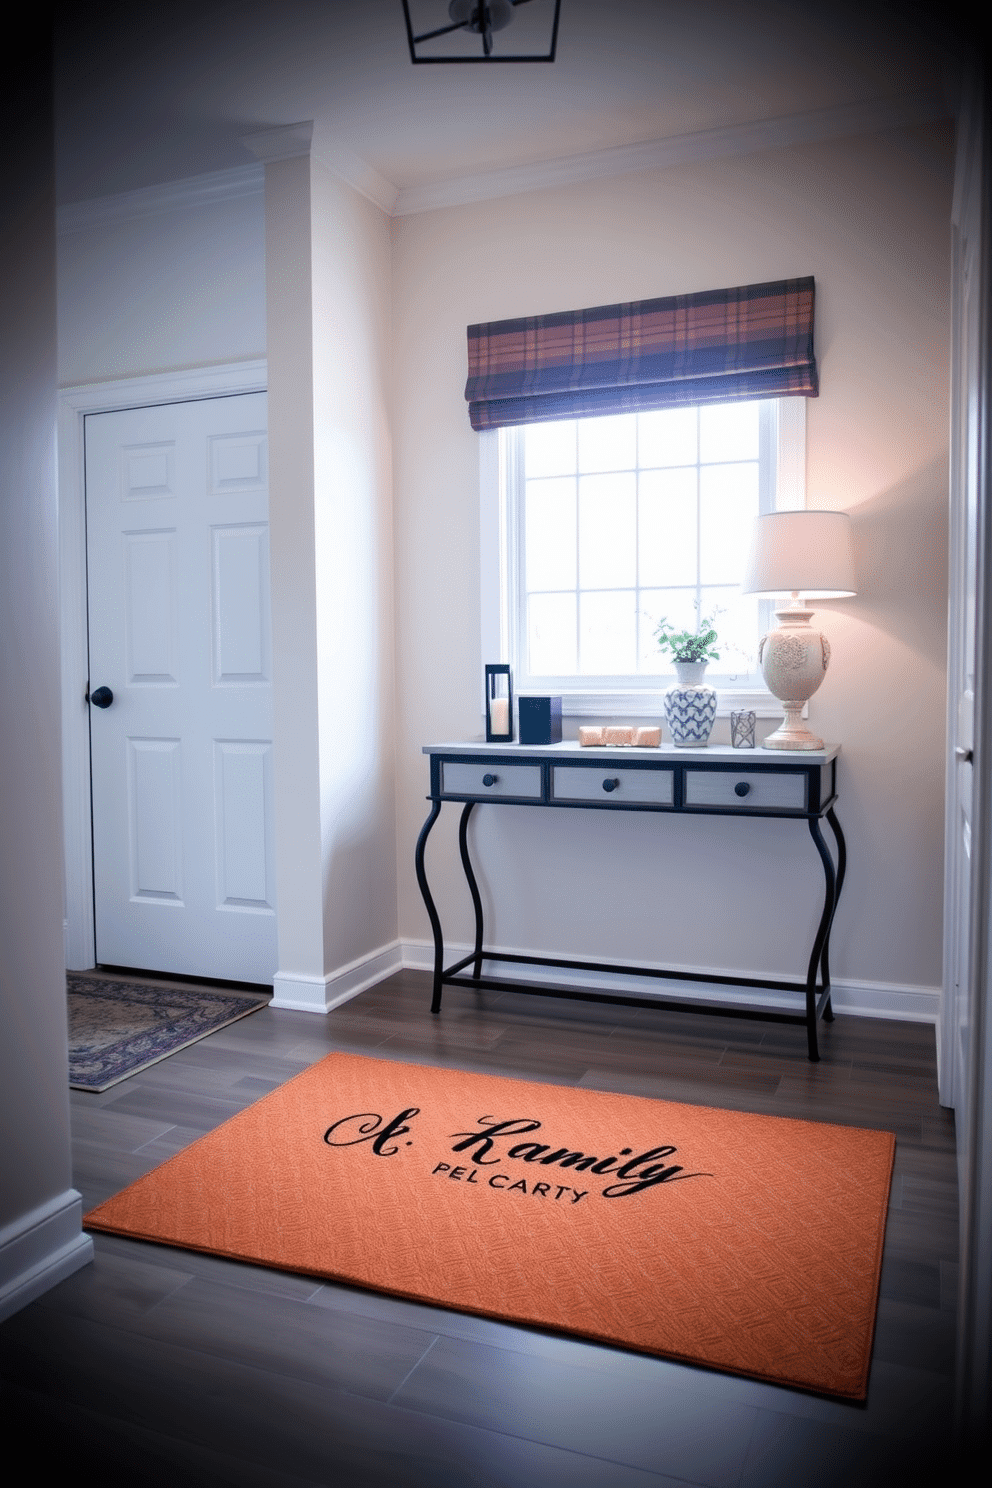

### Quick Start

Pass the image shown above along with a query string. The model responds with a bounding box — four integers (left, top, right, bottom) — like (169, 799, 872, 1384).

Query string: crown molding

(392, 92, 953, 216)
(242, 120, 398, 214)
(241, 120, 314, 163)
(57, 163, 264, 235)
(57, 91, 952, 235)
(240, 121, 399, 214)
(312, 142, 400, 217)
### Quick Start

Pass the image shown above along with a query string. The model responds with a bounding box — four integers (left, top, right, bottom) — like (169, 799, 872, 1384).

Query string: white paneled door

(86, 393, 277, 983)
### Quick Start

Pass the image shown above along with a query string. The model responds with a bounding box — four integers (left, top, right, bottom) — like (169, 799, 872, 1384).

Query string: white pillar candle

(490, 697, 509, 735)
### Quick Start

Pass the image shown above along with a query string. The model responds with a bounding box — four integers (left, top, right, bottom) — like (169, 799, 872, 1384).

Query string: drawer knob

(482, 773, 498, 787)
(734, 781, 751, 797)
(602, 777, 620, 793)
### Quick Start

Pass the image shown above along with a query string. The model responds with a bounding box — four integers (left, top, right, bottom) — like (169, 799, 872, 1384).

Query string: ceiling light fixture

(402, 1, 561, 64)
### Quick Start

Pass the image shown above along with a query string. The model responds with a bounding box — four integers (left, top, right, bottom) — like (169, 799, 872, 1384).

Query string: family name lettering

(324, 1109, 710, 1200)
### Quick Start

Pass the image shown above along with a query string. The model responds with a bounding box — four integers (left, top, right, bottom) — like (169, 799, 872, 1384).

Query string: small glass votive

(730, 710, 756, 749)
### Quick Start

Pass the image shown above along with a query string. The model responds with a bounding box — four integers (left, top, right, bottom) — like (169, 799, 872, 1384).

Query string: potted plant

(653, 615, 721, 684)
(654, 613, 720, 747)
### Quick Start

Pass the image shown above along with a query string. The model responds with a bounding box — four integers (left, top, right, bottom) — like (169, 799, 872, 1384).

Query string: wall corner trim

(272, 941, 404, 1014)
(0, 1189, 93, 1324)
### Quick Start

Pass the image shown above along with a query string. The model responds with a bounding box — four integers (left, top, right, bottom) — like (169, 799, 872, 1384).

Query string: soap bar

(633, 726, 661, 747)
(578, 726, 605, 746)
(604, 725, 634, 746)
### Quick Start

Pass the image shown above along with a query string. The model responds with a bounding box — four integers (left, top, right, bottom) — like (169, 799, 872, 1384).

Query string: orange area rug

(84, 1052, 895, 1399)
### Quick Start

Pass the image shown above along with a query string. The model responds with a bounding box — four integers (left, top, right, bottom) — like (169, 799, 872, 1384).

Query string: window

(470, 276, 816, 714)
(480, 396, 805, 715)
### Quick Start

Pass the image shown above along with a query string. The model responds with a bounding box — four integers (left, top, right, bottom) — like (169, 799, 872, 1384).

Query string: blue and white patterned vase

(664, 662, 717, 747)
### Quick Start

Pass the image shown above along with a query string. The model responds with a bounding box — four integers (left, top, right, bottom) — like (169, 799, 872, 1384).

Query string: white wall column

(249, 125, 398, 1012)
(0, 18, 92, 1319)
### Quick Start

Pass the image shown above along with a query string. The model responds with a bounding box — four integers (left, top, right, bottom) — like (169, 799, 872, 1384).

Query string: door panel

(211, 523, 271, 683)
(86, 393, 276, 983)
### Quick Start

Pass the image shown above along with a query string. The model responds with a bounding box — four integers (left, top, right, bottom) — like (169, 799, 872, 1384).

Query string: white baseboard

(827, 978, 940, 1023)
(0, 1189, 93, 1323)
(270, 936, 940, 1027)
(272, 940, 404, 1013)
(399, 939, 940, 1025)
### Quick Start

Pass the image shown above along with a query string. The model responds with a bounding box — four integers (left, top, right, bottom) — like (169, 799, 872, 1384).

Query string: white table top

(423, 740, 840, 764)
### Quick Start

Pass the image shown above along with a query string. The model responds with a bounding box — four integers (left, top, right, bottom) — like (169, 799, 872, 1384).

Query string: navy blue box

(518, 695, 562, 745)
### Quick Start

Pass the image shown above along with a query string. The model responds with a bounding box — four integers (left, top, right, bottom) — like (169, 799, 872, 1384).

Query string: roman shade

(465, 276, 818, 430)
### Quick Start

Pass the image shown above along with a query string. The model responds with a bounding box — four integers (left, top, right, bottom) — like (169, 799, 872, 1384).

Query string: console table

(415, 741, 845, 1061)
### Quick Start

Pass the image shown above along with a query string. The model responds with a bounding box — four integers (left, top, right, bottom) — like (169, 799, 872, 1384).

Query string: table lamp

(742, 510, 856, 751)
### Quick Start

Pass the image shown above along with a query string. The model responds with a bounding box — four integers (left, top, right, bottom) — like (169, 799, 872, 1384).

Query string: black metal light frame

(402, 1, 561, 64)
(484, 663, 514, 742)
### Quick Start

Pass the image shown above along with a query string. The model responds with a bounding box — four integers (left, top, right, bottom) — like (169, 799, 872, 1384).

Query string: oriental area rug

(84, 1052, 895, 1399)
(68, 973, 269, 1091)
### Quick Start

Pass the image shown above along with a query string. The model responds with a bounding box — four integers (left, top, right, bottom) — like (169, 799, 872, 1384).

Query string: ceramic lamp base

(758, 600, 831, 754)
(761, 701, 824, 751)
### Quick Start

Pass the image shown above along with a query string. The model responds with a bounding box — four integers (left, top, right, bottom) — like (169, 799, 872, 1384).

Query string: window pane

(579, 591, 637, 674)
(525, 420, 577, 478)
(638, 406, 697, 468)
(699, 587, 761, 676)
(578, 472, 636, 588)
(504, 396, 786, 690)
(638, 588, 699, 672)
(699, 463, 759, 585)
(699, 401, 759, 463)
(639, 468, 697, 588)
(528, 592, 577, 675)
(525, 477, 576, 591)
(577, 413, 636, 473)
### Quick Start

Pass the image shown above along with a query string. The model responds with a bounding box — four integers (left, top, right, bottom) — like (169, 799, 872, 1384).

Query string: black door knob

(602, 778, 620, 793)
(89, 686, 114, 709)
(734, 781, 751, 797)
(482, 773, 498, 787)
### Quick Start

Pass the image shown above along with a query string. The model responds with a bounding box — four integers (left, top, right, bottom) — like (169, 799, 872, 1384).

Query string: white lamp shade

(742, 510, 856, 598)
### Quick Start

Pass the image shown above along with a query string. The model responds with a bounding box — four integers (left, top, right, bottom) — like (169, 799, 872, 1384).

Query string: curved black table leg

(819, 808, 847, 1022)
(804, 815, 838, 1061)
(458, 802, 484, 979)
(820, 809, 856, 1017)
(414, 798, 445, 1013)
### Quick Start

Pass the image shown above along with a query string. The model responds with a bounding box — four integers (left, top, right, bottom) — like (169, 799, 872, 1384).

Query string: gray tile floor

(0, 971, 966, 1486)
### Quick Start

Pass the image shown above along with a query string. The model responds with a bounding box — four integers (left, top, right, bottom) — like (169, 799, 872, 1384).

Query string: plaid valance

(465, 276, 818, 430)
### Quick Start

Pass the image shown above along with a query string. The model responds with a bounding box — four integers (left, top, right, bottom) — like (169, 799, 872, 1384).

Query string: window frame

(479, 397, 806, 718)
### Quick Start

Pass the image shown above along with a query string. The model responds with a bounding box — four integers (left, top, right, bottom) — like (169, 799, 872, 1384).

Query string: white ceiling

(55, 0, 964, 208)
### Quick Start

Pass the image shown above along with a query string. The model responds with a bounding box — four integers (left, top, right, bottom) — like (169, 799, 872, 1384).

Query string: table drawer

(552, 765, 674, 805)
(684, 769, 806, 811)
(440, 761, 543, 800)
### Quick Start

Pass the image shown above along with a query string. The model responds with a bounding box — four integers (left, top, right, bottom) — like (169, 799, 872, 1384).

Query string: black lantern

(485, 664, 514, 742)
(402, 1, 561, 64)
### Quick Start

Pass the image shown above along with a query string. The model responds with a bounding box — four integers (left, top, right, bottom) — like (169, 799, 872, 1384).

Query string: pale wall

(57, 186, 266, 385)
(53, 119, 954, 1008)
(391, 122, 953, 1003)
